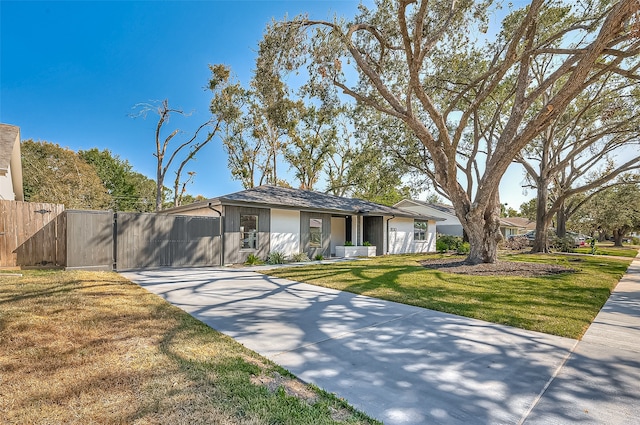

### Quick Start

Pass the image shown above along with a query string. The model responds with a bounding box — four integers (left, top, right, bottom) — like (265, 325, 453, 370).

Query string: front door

(363, 216, 384, 256)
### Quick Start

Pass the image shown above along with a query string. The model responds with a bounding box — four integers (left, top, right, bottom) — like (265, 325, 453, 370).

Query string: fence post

(112, 212, 118, 270)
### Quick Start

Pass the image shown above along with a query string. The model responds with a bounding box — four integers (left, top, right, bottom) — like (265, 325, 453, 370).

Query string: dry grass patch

(0, 269, 376, 424)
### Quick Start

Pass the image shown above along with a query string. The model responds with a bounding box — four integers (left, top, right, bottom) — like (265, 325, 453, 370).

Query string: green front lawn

(264, 253, 632, 339)
(573, 243, 639, 258)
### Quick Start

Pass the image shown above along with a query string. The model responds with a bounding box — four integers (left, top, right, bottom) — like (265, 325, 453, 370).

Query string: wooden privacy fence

(0, 200, 65, 267)
(14, 210, 221, 270)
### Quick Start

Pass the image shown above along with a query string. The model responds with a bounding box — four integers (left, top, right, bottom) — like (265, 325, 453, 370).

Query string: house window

(414, 220, 428, 241)
(240, 215, 258, 249)
(309, 218, 322, 247)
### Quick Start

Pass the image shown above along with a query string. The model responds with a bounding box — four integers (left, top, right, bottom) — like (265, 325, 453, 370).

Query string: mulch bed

(420, 257, 576, 277)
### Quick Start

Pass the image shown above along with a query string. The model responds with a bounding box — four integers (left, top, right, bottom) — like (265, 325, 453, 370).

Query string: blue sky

(1, 0, 532, 207)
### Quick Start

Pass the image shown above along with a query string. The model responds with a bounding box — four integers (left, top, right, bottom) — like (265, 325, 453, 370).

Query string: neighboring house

(394, 199, 463, 236)
(0, 124, 24, 201)
(499, 217, 535, 239)
(164, 185, 441, 264)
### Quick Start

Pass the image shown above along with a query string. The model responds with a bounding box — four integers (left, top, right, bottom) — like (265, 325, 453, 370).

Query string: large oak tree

(258, 0, 640, 263)
(517, 73, 640, 252)
(573, 177, 640, 246)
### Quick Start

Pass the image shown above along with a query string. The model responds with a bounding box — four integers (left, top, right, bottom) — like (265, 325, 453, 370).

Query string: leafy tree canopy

(22, 140, 111, 209)
(573, 176, 640, 246)
(79, 148, 156, 212)
(22, 141, 190, 212)
(257, 0, 640, 263)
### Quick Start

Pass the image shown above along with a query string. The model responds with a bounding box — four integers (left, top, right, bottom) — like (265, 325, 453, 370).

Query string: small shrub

(244, 254, 263, 266)
(267, 251, 287, 265)
(632, 237, 640, 245)
(436, 239, 449, 253)
(314, 254, 324, 261)
(291, 252, 310, 262)
(456, 242, 470, 254)
(436, 235, 463, 252)
(344, 241, 354, 246)
(363, 241, 372, 246)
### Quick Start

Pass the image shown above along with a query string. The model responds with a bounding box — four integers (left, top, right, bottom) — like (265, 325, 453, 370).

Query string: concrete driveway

(121, 266, 587, 424)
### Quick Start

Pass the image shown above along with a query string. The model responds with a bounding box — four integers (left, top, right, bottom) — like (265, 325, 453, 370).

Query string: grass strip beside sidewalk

(264, 253, 632, 339)
(0, 269, 377, 425)
(573, 243, 639, 258)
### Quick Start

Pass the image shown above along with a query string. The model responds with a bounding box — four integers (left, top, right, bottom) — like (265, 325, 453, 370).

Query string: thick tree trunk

(466, 219, 502, 264)
(613, 229, 624, 247)
(556, 201, 567, 238)
(598, 230, 607, 242)
(532, 183, 550, 252)
(462, 195, 502, 264)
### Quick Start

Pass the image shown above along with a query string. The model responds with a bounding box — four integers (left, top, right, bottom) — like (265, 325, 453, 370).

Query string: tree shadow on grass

(275, 262, 611, 338)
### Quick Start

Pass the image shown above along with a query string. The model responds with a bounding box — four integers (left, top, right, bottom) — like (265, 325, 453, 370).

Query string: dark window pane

(414, 220, 428, 241)
(240, 215, 258, 249)
(310, 218, 322, 247)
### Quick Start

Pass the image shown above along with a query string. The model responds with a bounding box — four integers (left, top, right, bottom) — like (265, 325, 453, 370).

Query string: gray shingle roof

(172, 185, 442, 220)
(500, 217, 535, 229)
(398, 198, 457, 216)
(427, 203, 456, 216)
(218, 185, 440, 219)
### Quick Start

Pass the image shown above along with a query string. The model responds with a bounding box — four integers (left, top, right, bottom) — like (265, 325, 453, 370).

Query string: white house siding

(170, 207, 218, 216)
(330, 217, 346, 256)
(436, 223, 464, 236)
(270, 209, 300, 257)
(0, 163, 15, 200)
(502, 227, 519, 238)
(387, 217, 437, 254)
(353, 215, 361, 246)
(388, 218, 414, 254)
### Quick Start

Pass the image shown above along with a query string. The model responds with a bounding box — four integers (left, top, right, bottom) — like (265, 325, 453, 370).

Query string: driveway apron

(122, 266, 583, 425)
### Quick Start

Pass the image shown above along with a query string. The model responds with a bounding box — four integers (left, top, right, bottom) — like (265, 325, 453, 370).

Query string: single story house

(164, 185, 441, 264)
(499, 217, 535, 239)
(0, 124, 24, 201)
(394, 199, 463, 236)
(395, 198, 535, 240)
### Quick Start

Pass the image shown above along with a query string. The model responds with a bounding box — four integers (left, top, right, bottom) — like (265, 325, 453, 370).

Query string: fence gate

(64, 210, 114, 270)
(0, 200, 65, 267)
(114, 212, 221, 270)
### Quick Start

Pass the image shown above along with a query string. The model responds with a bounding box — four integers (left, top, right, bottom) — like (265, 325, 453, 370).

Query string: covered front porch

(330, 214, 385, 257)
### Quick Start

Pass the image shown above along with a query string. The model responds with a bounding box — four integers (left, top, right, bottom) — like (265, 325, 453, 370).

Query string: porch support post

(354, 215, 358, 246)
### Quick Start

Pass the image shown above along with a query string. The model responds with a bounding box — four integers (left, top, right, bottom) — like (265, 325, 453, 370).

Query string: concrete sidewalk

(121, 253, 640, 424)
(524, 254, 640, 424)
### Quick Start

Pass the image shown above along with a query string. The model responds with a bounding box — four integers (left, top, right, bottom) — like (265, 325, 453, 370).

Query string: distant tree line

(20, 140, 202, 211)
